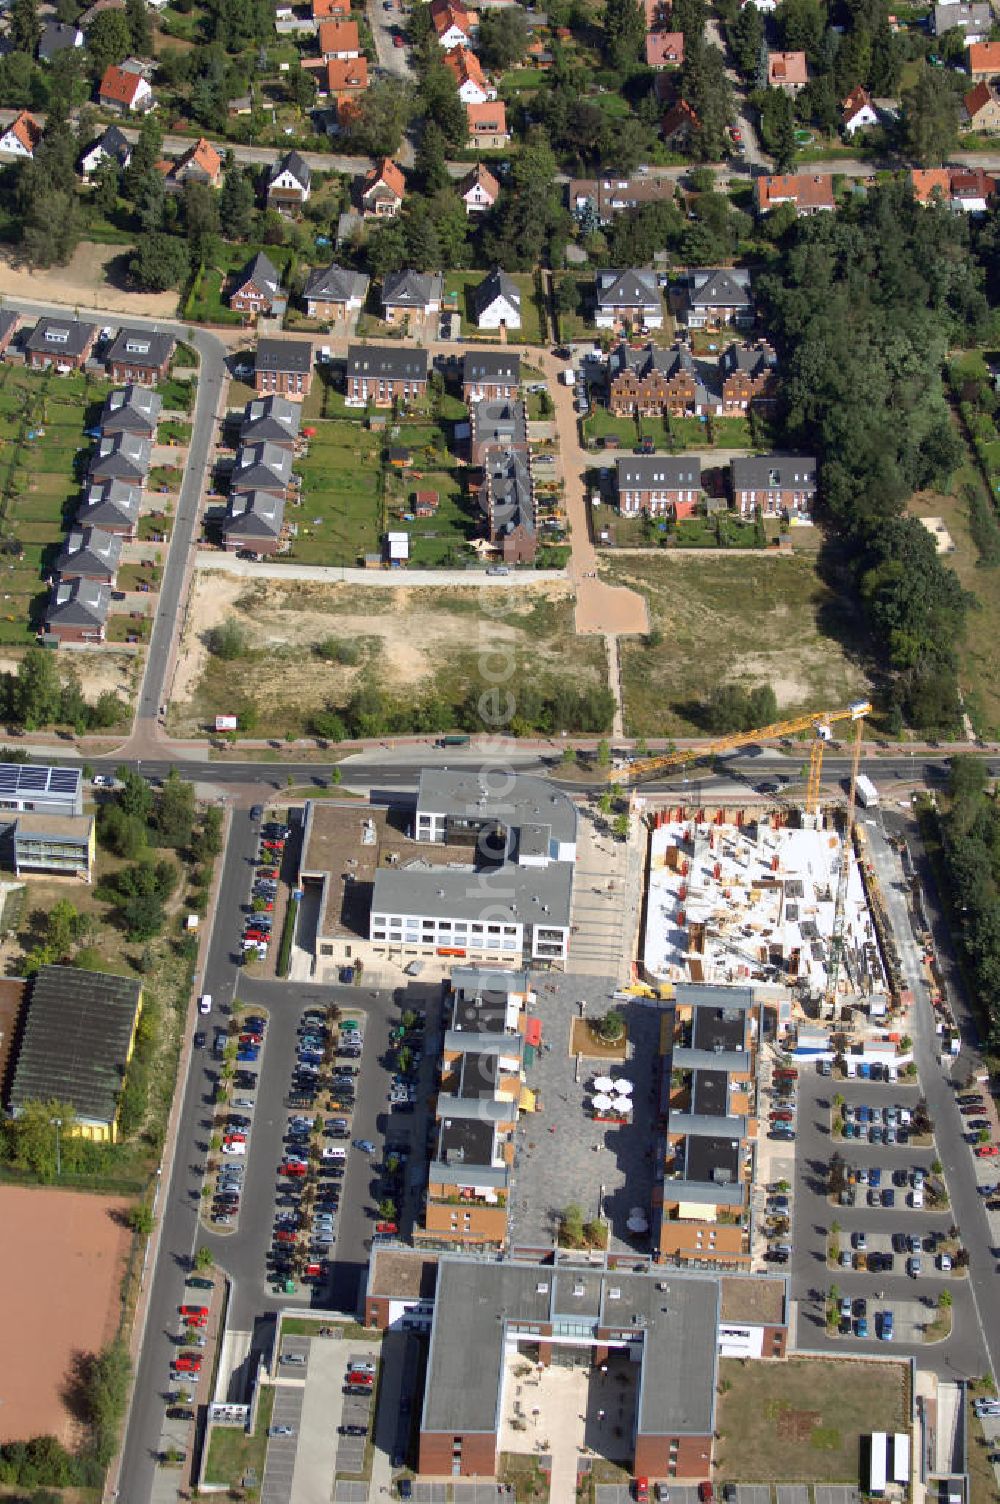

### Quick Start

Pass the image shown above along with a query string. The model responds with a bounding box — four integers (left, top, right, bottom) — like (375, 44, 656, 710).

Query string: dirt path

(0, 242, 178, 318)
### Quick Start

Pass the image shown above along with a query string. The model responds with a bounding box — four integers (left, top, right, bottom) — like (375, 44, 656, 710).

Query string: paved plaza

(510, 971, 663, 1251)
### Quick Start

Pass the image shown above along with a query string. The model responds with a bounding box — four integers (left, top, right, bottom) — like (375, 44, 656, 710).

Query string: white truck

(855, 773, 879, 808)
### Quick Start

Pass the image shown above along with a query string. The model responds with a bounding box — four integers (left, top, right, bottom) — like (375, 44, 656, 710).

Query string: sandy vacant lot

(0, 241, 178, 319)
(0, 647, 138, 707)
(170, 572, 602, 736)
(0, 1186, 130, 1445)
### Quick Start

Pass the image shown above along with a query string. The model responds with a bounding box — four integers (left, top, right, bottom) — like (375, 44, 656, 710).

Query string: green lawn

(608, 552, 872, 737)
(0, 366, 112, 640)
(204, 1385, 275, 1488)
(293, 422, 384, 564)
(584, 408, 754, 451)
(443, 270, 545, 343)
(716, 1357, 908, 1484)
(385, 467, 478, 566)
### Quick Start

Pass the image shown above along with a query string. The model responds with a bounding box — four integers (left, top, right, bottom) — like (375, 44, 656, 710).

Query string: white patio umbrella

(613, 1079, 634, 1095)
(593, 1075, 615, 1091)
(591, 1093, 614, 1112)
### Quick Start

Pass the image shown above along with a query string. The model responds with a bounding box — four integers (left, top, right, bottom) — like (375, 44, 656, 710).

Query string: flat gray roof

(417, 768, 577, 845)
(675, 983, 755, 1011)
(423, 1259, 721, 1439)
(673, 1046, 750, 1073)
(371, 857, 573, 929)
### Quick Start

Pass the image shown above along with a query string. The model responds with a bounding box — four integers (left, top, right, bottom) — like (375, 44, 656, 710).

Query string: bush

(315, 637, 361, 665)
(205, 621, 248, 660)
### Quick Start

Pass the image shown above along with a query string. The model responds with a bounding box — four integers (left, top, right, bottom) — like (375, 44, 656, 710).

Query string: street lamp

(51, 1117, 62, 1179)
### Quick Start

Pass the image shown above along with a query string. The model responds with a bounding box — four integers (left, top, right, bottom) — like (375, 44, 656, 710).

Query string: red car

(179, 1305, 208, 1319)
(393, 31, 404, 44)
(275, 1230, 297, 1244)
(174, 1356, 202, 1373)
(976, 1144, 999, 1157)
(770, 1110, 794, 1123)
(347, 1372, 374, 1388)
(257, 868, 277, 878)
(774, 1067, 798, 1080)
(698, 1486, 713, 1504)
(633, 1481, 649, 1504)
(183, 1314, 208, 1329)
(281, 1162, 308, 1176)
(376, 1221, 398, 1234)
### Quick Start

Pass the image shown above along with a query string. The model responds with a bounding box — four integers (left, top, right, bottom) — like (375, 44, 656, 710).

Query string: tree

(594, 1009, 625, 1043)
(115, 860, 176, 940)
(206, 620, 247, 659)
(128, 1203, 155, 1235)
(729, 2, 763, 79)
(420, 61, 466, 149)
(125, 111, 163, 198)
(125, 0, 152, 53)
(603, 0, 644, 69)
(415, 119, 449, 194)
(349, 77, 415, 157)
(130, 232, 189, 291)
(154, 769, 196, 849)
(183, 179, 221, 259)
(901, 69, 959, 166)
(194, 1246, 214, 1270)
(14, 645, 63, 728)
(478, 7, 529, 71)
(86, 8, 132, 76)
(559, 1201, 585, 1246)
(9, 1098, 77, 1179)
(91, 153, 121, 217)
(202, 805, 223, 858)
(219, 163, 256, 240)
(9, 0, 40, 56)
(115, 766, 154, 823)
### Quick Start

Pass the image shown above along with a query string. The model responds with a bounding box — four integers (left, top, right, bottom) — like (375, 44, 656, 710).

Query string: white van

(324, 1146, 347, 1162)
(911, 1186, 924, 1209)
(199, 994, 212, 1014)
(845, 1059, 857, 1078)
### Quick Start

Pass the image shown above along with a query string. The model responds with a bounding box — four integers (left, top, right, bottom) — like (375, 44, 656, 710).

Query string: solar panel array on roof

(0, 763, 82, 814)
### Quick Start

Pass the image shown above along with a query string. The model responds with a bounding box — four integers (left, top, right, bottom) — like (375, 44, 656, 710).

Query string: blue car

(869, 1167, 881, 1189)
(879, 1311, 894, 1341)
(238, 1049, 260, 1063)
(856, 1317, 869, 1338)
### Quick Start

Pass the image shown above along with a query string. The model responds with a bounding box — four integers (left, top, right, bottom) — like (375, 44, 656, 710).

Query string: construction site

(641, 809, 890, 1016)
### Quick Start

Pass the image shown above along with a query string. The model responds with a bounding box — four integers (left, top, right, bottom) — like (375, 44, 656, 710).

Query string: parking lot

(790, 1059, 978, 1365)
(258, 1385, 303, 1504)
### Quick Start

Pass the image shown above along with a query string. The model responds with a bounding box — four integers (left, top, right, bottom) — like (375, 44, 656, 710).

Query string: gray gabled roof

(382, 269, 444, 308)
(38, 20, 81, 59)
(83, 123, 131, 168)
(730, 453, 817, 492)
(689, 267, 752, 309)
(256, 338, 312, 375)
(472, 267, 521, 318)
(481, 447, 534, 538)
(463, 348, 521, 384)
(89, 432, 151, 484)
(26, 317, 96, 359)
(240, 395, 301, 446)
(238, 251, 281, 298)
(302, 262, 369, 304)
(268, 149, 312, 190)
(105, 328, 175, 372)
(346, 343, 428, 383)
(596, 267, 660, 309)
(54, 527, 122, 580)
(79, 481, 141, 531)
(101, 384, 162, 434)
(616, 454, 701, 489)
(471, 398, 526, 448)
(721, 340, 776, 378)
(230, 441, 292, 494)
(45, 577, 110, 628)
(223, 490, 285, 539)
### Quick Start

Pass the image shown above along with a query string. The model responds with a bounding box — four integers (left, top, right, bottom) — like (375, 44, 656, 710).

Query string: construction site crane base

(642, 808, 889, 1011)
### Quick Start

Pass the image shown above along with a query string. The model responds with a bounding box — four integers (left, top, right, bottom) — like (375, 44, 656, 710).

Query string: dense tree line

(938, 758, 1000, 1049)
(0, 647, 125, 731)
(309, 674, 615, 741)
(758, 182, 986, 730)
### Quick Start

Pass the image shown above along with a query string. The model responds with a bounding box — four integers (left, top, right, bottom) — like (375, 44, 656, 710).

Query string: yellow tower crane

(606, 699, 872, 816)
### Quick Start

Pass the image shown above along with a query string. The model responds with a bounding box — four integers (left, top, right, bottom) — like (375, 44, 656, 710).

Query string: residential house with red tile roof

(968, 40, 1000, 77)
(312, 0, 350, 16)
(430, 0, 473, 48)
(661, 98, 699, 146)
(445, 45, 495, 102)
(767, 50, 808, 92)
(963, 79, 1000, 129)
(169, 136, 222, 187)
(646, 30, 683, 67)
(0, 110, 42, 157)
(362, 157, 405, 216)
(841, 84, 879, 135)
(316, 56, 369, 99)
(459, 162, 499, 214)
(466, 100, 508, 148)
(98, 63, 153, 113)
(318, 18, 360, 57)
(754, 172, 835, 214)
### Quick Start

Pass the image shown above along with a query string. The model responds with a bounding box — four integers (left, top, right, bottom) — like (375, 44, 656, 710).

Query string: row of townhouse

(5, 312, 175, 387)
(417, 966, 534, 1249)
(616, 453, 817, 521)
(594, 265, 755, 335)
(608, 339, 777, 419)
(341, 346, 523, 408)
(43, 385, 163, 645)
(219, 397, 304, 556)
